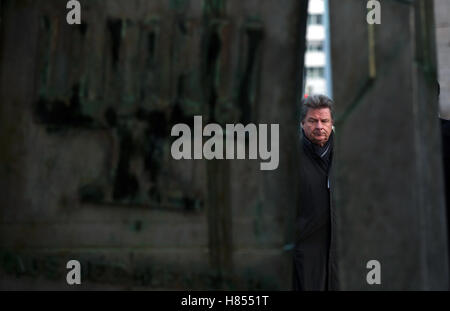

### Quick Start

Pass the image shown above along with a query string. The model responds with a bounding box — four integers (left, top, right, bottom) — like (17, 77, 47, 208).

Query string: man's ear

(300, 122, 304, 130)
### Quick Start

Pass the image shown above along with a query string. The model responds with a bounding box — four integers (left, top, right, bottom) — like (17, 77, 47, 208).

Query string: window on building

(307, 41, 324, 52)
(303, 0, 331, 97)
(307, 14, 323, 25)
(306, 67, 325, 78)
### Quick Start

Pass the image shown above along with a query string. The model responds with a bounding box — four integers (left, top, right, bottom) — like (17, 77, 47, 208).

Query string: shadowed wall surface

(330, 0, 448, 290)
(435, 0, 450, 118)
(0, 0, 307, 290)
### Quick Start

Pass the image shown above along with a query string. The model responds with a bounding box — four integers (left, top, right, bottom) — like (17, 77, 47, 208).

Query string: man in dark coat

(293, 94, 339, 291)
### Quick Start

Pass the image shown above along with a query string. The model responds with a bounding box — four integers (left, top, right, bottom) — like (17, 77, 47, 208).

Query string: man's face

(301, 108, 333, 147)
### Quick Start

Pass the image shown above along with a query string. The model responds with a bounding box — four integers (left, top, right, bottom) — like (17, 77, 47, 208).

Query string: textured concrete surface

(435, 0, 450, 119)
(330, 0, 448, 290)
(0, 0, 307, 289)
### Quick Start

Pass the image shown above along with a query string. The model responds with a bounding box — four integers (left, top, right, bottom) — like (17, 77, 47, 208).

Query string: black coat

(293, 130, 339, 291)
(441, 118, 450, 278)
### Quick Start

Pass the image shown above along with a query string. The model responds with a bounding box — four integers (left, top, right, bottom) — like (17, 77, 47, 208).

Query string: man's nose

(315, 121, 323, 129)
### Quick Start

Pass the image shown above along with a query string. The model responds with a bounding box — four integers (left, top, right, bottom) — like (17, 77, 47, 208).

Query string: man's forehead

(306, 108, 331, 118)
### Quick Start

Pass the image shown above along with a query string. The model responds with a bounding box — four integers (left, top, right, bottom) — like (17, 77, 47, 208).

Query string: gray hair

(300, 94, 335, 122)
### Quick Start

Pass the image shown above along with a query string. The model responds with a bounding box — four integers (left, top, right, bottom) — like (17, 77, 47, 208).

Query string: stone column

(330, 0, 448, 290)
(434, 0, 450, 119)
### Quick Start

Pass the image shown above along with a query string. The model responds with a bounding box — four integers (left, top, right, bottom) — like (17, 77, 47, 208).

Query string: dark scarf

(301, 128, 334, 173)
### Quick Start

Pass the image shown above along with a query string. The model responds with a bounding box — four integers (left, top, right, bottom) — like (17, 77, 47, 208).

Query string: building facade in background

(304, 0, 331, 97)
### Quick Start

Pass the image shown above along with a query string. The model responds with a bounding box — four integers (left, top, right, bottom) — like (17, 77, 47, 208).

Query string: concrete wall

(330, 0, 448, 290)
(435, 0, 450, 118)
(0, 0, 307, 290)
